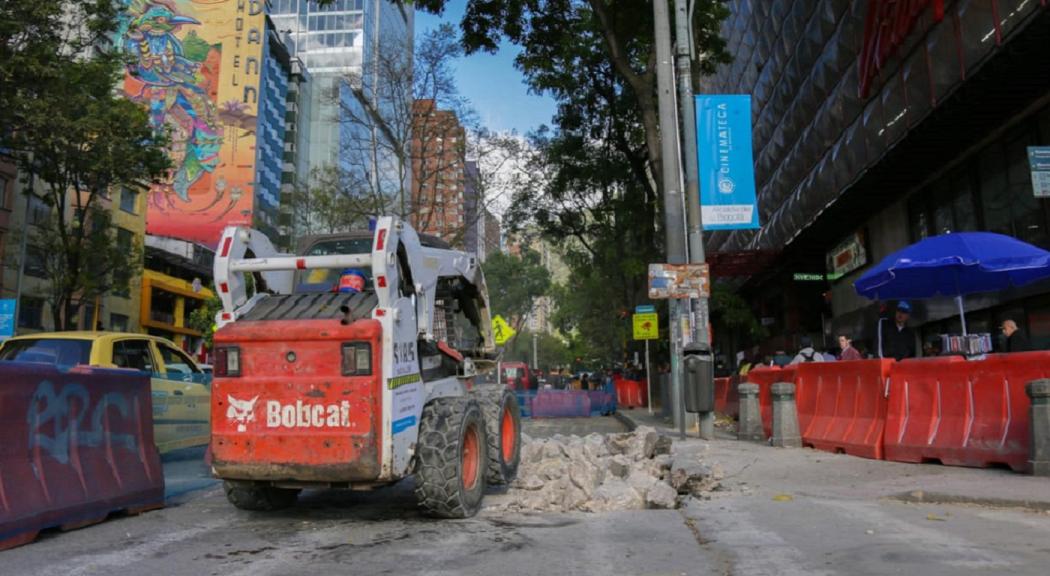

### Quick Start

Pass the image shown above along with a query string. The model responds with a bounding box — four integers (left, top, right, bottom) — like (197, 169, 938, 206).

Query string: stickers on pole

(1029, 147, 1050, 197)
(491, 315, 516, 345)
(633, 313, 659, 340)
(648, 263, 710, 299)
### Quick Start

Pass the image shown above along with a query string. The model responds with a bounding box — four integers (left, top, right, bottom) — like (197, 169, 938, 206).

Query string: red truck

(500, 362, 535, 391)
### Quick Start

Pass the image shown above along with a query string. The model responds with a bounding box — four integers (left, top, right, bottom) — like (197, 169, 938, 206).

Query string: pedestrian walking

(1001, 319, 1032, 352)
(837, 333, 862, 361)
(789, 336, 825, 364)
(881, 301, 916, 360)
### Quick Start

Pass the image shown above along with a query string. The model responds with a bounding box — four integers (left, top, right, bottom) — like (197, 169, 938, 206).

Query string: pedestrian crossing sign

(633, 312, 659, 340)
(492, 315, 516, 345)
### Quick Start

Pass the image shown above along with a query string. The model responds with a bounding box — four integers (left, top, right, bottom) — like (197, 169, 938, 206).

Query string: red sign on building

(858, 0, 945, 98)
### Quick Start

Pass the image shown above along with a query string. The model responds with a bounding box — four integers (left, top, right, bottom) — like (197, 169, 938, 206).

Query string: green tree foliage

(503, 329, 573, 370)
(28, 206, 144, 329)
(482, 249, 551, 336)
(403, 1, 731, 361)
(1, 1, 172, 329)
(188, 292, 223, 348)
(291, 164, 376, 236)
(710, 283, 767, 342)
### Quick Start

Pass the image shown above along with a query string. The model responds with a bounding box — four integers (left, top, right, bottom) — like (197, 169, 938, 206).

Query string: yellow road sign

(492, 315, 516, 345)
(632, 312, 659, 340)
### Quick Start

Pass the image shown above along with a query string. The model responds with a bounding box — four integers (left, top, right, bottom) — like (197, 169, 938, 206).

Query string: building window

(909, 168, 980, 242)
(0, 174, 9, 210)
(110, 313, 129, 332)
(18, 297, 44, 329)
(28, 194, 50, 226)
(24, 245, 47, 278)
(120, 187, 138, 214)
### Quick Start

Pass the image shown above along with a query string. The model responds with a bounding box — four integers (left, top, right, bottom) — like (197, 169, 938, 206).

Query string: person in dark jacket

(1001, 319, 1032, 352)
(882, 301, 916, 360)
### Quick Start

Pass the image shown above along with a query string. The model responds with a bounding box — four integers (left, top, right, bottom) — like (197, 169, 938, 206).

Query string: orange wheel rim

(501, 405, 516, 462)
(462, 423, 480, 490)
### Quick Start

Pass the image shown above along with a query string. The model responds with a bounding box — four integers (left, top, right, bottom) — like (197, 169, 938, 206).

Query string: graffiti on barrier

(26, 380, 138, 464)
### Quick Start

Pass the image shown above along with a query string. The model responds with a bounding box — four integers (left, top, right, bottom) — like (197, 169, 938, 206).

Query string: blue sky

(414, 0, 556, 135)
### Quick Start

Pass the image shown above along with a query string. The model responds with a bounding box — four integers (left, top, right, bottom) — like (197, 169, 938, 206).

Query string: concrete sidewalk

(620, 408, 1050, 575)
(619, 408, 1050, 508)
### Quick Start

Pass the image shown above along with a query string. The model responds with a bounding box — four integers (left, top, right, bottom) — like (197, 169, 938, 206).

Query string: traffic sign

(491, 315, 516, 345)
(632, 312, 659, 340)
(635, 304, 656, 313)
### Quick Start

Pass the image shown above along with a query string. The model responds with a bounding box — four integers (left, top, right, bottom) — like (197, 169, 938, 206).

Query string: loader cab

(294, 231, 447, 297)
(294, 234, 376, 294)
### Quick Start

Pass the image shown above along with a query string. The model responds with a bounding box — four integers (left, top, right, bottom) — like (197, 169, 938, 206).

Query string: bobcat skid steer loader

(209, 216, 520, 518)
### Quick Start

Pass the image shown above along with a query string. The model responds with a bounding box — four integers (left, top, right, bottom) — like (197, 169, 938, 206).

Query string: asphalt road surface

(7, 414, 1050, 575)
(4, 416, 704, 576)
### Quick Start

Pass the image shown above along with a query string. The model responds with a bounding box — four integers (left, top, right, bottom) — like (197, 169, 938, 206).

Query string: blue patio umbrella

(854, 232, 1050, 335)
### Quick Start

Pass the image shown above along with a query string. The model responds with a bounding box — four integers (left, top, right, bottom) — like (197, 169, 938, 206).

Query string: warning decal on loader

(388, 373, 422, 390)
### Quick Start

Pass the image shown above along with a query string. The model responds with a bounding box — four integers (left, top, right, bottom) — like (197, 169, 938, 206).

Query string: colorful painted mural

(119, 0, 267, 246)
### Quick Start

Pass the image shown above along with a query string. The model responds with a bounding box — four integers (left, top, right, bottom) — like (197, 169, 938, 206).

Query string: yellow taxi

(0, 331, 211, 454)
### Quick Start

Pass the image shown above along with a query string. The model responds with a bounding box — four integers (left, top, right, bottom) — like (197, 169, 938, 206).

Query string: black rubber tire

(471, 386, 521, 484)
(414, 397, 487, 518)
(223, 481, 299, 511)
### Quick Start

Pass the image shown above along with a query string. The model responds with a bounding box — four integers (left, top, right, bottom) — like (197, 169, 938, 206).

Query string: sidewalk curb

(613, 410, 638, 432)
(886, 490, 1050, 513)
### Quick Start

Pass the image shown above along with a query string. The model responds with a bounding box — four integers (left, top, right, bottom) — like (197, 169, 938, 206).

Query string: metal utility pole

(532, 332, 539, 369)
(653, 0, 689, 438)
(675, 0, 714, 440)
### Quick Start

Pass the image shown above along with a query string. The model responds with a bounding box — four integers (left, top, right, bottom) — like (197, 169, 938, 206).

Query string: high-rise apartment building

(483, 210, 501, 259)
(410, 99, 467, 246)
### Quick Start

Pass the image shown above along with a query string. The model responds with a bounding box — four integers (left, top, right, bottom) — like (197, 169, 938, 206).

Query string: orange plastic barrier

(747, 366, 796, 439)
(0, 363, 164, 550)
(714, 377, 730, 414)
(614, 378, 648, 408)
(713, 376, 740, 418)
(884, 353, 1046, 472)
(793, 359, 893, 459)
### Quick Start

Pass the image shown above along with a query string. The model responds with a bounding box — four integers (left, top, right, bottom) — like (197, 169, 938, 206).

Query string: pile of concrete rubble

(490, 426, 723, 513)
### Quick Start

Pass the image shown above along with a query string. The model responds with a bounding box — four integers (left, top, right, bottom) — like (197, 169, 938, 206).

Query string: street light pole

(532, 331, 538, 369)
(653, 0, 689, 438)
(674, 0, 714, 440)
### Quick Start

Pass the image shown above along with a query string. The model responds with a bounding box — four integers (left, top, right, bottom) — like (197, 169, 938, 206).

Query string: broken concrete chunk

(486, 427, 721, 513)
(606, 454, 632, 479)
(646, 481, 678, 509)
(653, 435, 673, 456)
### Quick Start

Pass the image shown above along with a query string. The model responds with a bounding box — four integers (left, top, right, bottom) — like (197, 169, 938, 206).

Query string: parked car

(0, 332, 211, 454)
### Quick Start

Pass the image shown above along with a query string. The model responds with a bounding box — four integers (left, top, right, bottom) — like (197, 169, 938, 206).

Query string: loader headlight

(342, 342, 372, 376)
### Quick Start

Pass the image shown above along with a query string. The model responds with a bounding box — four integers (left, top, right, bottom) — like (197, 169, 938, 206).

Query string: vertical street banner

(118, 0, 267, 245)
(0, 299, 15, 341)
(695, 95, 759, 230)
